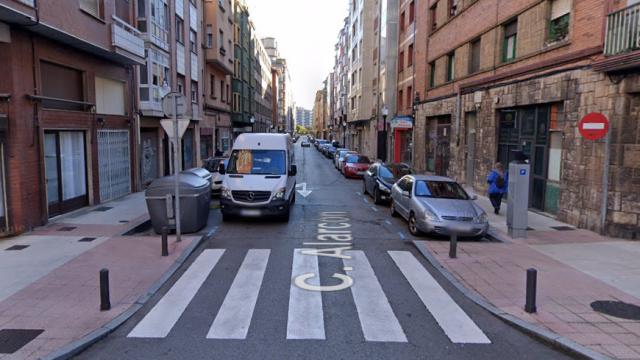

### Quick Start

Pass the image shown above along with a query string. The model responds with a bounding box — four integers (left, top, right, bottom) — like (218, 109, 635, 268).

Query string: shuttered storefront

(98, 130, 132, 202)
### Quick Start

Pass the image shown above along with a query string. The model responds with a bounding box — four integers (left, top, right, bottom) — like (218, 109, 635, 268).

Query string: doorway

(465, 112, 477, 186)
(98, 130, 131, 203)
(44, 131, 88, 217)
(426, 116, 451, 176)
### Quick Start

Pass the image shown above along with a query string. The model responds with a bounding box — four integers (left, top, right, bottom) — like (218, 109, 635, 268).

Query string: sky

(244, 0, 348, 110)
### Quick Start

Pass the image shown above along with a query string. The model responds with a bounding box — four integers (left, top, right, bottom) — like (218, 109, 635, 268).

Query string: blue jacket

(487, 170, 508, 194)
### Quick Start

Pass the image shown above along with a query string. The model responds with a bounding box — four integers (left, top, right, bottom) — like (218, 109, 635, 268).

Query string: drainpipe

(600, 128, 611, 235)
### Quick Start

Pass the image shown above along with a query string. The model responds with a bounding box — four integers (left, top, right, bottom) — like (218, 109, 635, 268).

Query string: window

(430, 4, 437, 31)
(40, 61, 84, 110)
(429, 61, 436, 88)
(469, 38, 481, 74)
(220, 80, 225, 102)
(549, 0, 570, 42)
(95, 77, 125, 115)
(189, 29, 197, 53)
(79, 0, 102, 18)
(398, 50, 404, 72)
(210, 75, 216, 99)
(177, 76, 185, 95)
(400, 11, 405, 32)
(226, 84, 230, 103)
(408, 44, 414, 67)
(191, 81, 198, 103)
(233, 92, 240, 112)
(206, 25, 213, 48)
(407, 86, 413, 110)
(446, 52, 455, 81)
(219, 29, 224, 50)
(449, 0, 458, 18)
(409, 1, 415, 23)
(503, 20, 517, 62)
(398, 89, 403, 110)
(176, 17, 184, 43)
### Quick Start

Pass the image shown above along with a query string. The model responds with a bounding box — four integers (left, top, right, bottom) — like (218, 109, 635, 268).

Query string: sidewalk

(415, 194, 640, 359)
(0, 193, 202, 360)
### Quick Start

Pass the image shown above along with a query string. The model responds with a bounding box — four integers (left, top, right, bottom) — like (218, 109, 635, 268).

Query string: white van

(219, 133, 297, 221)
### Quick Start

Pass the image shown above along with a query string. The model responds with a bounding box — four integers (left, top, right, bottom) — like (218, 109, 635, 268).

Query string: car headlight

(221, 186, 232, 199)
(424, 209, 438, 221)
(477, 212, 488, 223)
(274, 187, 286, 200)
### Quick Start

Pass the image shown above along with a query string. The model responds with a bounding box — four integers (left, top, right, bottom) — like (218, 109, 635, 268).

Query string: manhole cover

(0, 329, 44, 354)
(78, 237, 97, 242)
(58, 227, 77, 232)
(93, 207, 113, 212)
(5, 245, 29, 251)
(591, 301, 640, 320)
(551, 226, 576, 231)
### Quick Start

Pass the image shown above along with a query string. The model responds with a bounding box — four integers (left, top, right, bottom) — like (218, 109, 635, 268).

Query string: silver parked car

(390, 175, 489, 238)
(335, 149, 356, 171)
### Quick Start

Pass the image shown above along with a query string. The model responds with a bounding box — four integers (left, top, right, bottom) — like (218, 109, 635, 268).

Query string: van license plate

(241, 209, 261, 217)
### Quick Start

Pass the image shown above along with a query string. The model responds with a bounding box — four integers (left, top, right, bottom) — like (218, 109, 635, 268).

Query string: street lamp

(250, 116, 255, 133)
(379, 105, 389, 162)
(342, 121, 347, 149)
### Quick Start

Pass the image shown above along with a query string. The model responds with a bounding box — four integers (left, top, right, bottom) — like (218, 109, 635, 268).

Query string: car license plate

(240, 209, 261, 217)
(357, 171, 364, 175)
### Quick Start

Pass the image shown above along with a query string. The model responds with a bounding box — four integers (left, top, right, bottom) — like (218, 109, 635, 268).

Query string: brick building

(0, 0, 144, 235)
(412, 0, 640, 237)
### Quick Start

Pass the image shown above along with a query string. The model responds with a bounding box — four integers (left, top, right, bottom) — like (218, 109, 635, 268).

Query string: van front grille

(232, 191, 271, 203)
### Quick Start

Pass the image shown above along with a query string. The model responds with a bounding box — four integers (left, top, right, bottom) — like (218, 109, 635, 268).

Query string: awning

(391, 116, 413, 129)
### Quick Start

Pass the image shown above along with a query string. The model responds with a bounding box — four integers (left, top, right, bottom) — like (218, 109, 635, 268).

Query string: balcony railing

(111, 16, 145, 63)
(605, 3, 640, 56)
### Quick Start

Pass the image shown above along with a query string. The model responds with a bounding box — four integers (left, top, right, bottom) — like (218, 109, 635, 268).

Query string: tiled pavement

(0, 193, 199, 360)
(414, 195, 640, 359)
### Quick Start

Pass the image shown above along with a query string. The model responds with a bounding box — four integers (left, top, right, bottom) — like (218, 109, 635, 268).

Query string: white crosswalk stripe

(287, 249, 325, 339)
(127, 249, 225, 338)
(126, 248, 490, 344)
(207, 249, 270, 339)
(343, 250, 407, 342)
(388, 251, 491, 344)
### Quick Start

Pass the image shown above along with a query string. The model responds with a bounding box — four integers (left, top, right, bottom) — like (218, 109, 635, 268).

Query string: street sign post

(578, 112, 609, 140)
(161, 92, 187, 242)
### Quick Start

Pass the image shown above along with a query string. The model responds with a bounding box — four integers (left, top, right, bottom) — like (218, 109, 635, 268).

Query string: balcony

(111, 16, 145, 64)
(595, 4, 640, 72)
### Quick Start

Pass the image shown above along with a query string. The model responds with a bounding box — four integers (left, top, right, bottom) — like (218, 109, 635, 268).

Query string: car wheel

(373, 188, 382, 205)
(390, 200, 399, 217)
(362, 180, 368, 195)
(409, 214, 422, 236)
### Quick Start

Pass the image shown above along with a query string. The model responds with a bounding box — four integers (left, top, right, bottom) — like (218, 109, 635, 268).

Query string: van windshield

(227, 150, 287, 175)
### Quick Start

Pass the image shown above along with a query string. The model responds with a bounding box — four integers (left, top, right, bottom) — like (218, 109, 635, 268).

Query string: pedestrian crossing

(127, 248, 491, 344)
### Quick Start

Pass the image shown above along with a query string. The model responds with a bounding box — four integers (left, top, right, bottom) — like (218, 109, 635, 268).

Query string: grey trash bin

(183, 167, 212, 188)
(145, 173, 211, 234)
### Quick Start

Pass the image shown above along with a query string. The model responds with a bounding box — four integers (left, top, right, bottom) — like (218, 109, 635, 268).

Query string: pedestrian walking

(487, 162, 508, 215)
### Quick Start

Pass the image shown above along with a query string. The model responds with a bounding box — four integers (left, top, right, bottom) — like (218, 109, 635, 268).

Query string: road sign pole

(173, 94, 182, 242)
(600, 129, 611, 235)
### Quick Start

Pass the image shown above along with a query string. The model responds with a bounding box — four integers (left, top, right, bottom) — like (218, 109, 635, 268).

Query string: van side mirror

(218, 162, 226, 175)
(289, 164, 297, 176)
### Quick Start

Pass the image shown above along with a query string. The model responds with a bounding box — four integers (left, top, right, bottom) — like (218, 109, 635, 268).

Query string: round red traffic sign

(579, 113, 609, 140)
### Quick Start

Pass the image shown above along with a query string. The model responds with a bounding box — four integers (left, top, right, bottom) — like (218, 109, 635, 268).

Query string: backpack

(495, 174, 505, 189)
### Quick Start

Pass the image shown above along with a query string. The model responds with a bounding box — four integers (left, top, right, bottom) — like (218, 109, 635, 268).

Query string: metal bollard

(100, 269, 111, 311)
(525, 268, 537, 313)
(161, 226, 169, 257)
(449, 234, 457, 259)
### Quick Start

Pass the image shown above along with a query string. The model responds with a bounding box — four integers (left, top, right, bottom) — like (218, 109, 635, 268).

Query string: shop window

(503, 20, 518, 63)
(40, 61, 85, 111)
(549, 0, 570, 42)
(95, 77, 125, 115)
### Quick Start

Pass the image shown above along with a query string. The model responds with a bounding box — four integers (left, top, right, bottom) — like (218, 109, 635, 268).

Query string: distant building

(295, 107, 313, 128)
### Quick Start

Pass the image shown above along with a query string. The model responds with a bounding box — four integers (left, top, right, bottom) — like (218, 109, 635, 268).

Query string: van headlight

(424, 209, 438, 221)
(221, 186, 232, 199)
(274, 187, 287, 200)
(476, 212, 488, 223)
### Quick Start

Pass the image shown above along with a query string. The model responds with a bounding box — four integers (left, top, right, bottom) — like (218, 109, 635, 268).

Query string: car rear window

(346, 155, 370, 163)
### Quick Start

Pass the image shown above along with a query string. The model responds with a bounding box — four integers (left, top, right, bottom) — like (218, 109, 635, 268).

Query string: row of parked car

(310, 136, 490, 239)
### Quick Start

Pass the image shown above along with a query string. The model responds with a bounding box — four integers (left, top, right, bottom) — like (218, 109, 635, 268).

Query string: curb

(42, 227, 217, 360)
(411, 240, 611, 360)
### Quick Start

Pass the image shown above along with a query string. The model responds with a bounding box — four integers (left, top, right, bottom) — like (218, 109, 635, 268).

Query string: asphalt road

(75, 140, 574, 360)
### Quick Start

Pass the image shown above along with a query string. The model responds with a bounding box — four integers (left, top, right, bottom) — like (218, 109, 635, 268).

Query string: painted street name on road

(294, 212, 354, 292)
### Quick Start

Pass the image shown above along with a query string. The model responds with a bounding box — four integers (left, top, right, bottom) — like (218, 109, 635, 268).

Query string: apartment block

(0, 0, 144, 235)
(251, 25, 274, 133)
(263, 37, 294, 133)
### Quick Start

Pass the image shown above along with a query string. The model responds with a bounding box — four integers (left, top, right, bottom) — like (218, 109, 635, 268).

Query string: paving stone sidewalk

(0, 193, 200, 360)
(415, 194, 640, 359)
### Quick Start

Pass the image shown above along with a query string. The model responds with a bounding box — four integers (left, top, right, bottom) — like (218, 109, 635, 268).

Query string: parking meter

(507, 161, 530, 239)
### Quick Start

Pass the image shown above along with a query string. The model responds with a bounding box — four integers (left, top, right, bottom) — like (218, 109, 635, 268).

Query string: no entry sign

(579, 113, 609, 140)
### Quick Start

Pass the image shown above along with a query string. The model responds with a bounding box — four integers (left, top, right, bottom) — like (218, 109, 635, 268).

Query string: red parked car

(342, 155, 371, 178)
